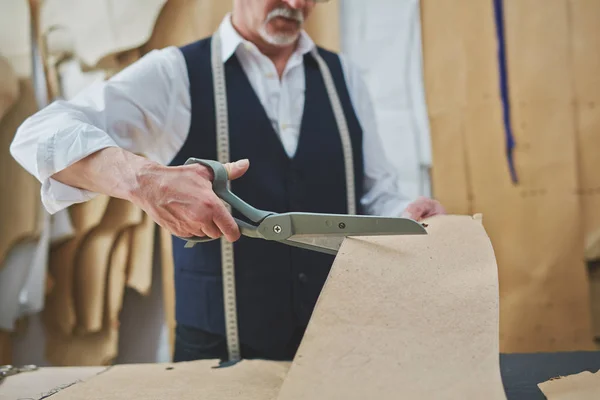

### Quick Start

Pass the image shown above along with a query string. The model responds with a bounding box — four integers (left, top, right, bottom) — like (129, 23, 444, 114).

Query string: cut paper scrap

(538, 370, 600, 400)
(40, 0, 167, 68)
(276, 214, 507, 400)
(48, 360, 291, 400)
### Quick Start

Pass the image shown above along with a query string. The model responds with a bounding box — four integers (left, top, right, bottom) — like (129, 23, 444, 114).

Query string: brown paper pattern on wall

(0, 55, 19, 121)
(126, 211, 156, 296)
(46, 225, 133, 366)
(0, 80, 42, 272)
(569, 0, 600, 339)
(421, 0, 595, 352)
(303, 0, 340, 52)
(569, 1, 600, 254)
(43, 195, 110, 336)
(73, 198, 143, 334)
(420, 0, 473, 215)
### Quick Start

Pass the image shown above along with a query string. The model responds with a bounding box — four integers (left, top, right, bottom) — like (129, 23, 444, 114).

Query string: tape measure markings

(211, 31, 241, 362)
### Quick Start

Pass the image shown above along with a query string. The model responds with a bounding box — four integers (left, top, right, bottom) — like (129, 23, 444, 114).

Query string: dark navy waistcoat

(169, 36, 365, 358)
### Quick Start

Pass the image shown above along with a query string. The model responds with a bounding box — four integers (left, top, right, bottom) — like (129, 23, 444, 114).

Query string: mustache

(265, 6, 304, 23)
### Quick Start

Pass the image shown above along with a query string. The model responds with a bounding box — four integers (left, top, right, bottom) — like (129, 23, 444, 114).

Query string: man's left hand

(402, 196, 446, 221)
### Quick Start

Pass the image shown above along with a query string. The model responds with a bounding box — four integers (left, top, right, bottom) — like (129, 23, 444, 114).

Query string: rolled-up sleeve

(10, 46, 191, 214)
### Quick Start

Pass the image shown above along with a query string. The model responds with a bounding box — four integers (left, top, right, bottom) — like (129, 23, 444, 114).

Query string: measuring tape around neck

(210, 31, 356, 363)
(310, 51, 357, 215)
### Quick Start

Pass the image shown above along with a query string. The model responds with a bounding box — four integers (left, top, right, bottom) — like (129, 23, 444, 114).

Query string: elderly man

(10, 0, 445, 362)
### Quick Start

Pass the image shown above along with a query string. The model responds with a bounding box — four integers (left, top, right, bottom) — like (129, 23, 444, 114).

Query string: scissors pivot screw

(273, 225, 282, 234)
(339, 222, 346, 229)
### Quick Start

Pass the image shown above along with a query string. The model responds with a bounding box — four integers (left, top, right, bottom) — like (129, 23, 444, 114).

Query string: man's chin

(259, 27, 300, 46)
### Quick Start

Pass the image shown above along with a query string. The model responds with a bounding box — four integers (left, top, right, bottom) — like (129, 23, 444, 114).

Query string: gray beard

(258, 7, 303, 46)
(258, 25, 300, 46)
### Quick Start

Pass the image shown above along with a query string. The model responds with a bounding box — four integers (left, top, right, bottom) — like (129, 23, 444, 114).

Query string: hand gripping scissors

(177, 158, 428, 254)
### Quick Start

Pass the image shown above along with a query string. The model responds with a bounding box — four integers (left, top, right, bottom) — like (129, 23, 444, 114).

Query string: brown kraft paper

(47, 359, 290, 400)
(276, 214, 507, 400)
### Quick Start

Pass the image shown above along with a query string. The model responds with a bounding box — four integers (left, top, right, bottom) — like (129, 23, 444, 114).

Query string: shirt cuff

(35, 127, 119, 214)
(41, 177, 101, 215)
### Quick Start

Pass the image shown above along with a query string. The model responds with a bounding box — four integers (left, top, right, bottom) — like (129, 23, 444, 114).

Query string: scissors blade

(258, 213, 428, 254)
(283, 235, 344, 255)
(289, 213, 428, 237)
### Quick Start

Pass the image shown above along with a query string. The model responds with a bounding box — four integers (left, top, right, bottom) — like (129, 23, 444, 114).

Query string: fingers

(402, 200, 426, 220)
(212, 201, 241, 242)
(402, 197, 445, 221)
(423, 201, 446, 218)
(158, 159, 249, 242)
(200, 219, 222, 239)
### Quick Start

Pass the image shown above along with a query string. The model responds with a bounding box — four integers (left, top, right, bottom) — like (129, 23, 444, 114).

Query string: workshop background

(0, 0, 599, 367)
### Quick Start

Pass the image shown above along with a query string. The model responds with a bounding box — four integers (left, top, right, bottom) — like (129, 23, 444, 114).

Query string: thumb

(224, 159, 250, 180)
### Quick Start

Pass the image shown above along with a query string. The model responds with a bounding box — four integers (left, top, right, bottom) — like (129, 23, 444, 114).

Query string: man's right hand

(48, 146, 250, 242)
(131, 158, 250, 242)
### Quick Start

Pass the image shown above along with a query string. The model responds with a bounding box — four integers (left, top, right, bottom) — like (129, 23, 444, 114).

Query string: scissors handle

(177, 158, 273, 245)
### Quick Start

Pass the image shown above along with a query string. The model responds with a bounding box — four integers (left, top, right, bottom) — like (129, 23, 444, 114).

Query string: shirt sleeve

(9, 46, 191, 215)
(338, 53, 413, 217)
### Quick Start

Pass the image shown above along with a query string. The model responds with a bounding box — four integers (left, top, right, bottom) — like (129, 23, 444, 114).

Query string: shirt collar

(217, 13, 317, 62)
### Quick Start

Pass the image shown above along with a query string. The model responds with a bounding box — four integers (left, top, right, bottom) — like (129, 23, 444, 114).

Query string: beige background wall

(421, 0, 600, 353)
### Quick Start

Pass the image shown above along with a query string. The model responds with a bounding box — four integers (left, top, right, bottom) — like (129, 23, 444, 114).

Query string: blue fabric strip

(493, 0, 518, 183)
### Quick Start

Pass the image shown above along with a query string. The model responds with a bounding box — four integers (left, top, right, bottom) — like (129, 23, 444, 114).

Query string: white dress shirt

(10, 14, 411, 217)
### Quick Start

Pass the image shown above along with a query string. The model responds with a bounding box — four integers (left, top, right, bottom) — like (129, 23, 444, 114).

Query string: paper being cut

(277, 214, 507, 399)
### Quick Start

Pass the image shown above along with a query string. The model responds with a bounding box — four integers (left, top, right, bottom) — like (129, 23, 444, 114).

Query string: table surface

(1, 352, 600, 399)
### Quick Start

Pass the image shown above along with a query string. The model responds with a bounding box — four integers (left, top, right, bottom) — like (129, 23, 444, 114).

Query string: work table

(1, 351, 600, 400)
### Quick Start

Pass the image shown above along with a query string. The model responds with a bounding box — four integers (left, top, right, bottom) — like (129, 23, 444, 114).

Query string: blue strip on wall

(493, 0, 518, 184)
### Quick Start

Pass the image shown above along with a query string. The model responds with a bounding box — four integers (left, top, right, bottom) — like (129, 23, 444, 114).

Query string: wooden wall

(420, 0, 600, 352)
